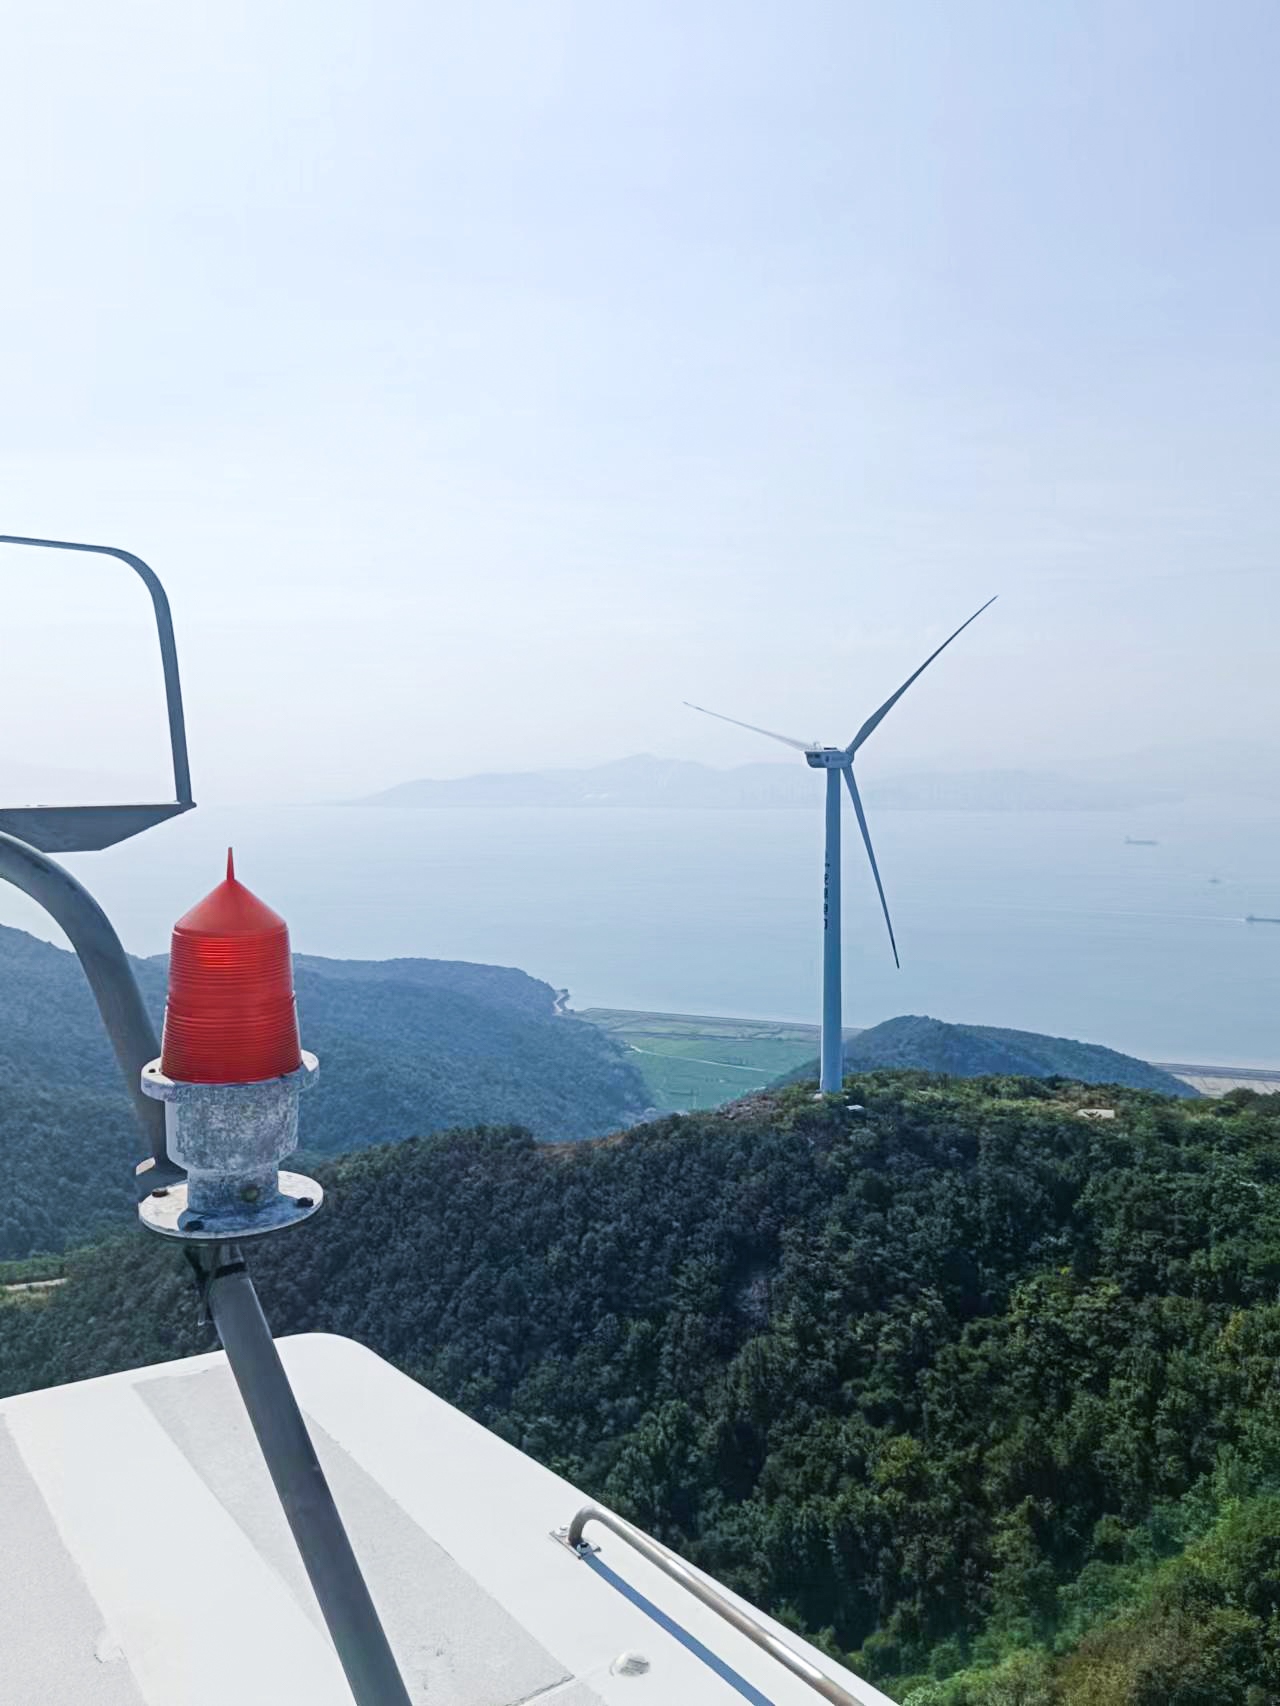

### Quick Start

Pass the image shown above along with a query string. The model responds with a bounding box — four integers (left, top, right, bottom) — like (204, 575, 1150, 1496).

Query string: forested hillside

(0, 925, 645, 1258)
(4, 1071, 1278, 1703)
(779, 1014, 1195, 1098)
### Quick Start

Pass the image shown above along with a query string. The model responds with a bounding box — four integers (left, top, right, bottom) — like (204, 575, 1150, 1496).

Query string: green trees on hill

(0, 924, 646, 1258)
(796, 1013, 1196, 1097)
(0, 1084, 138, 1260)
(2, 1070, 1278, 1700)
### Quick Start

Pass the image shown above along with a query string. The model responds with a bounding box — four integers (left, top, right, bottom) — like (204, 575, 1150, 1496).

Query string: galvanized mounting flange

(139, 1168, 323, 1241)
(137, 1051, 321, 1240)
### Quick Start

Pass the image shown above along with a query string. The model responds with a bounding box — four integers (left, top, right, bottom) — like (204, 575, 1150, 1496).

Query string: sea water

(3, 800, 1277, 1067)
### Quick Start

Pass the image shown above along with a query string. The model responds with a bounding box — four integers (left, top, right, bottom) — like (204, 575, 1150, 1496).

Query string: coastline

(577, 1006, 1280, 1103)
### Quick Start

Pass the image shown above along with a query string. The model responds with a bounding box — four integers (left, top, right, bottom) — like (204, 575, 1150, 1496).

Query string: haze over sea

(3, 799, 1277, 1070)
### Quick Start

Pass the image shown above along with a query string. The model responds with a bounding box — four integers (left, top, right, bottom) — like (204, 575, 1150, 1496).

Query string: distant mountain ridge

(820, 1013, 1196, 1096)
(356, 754, 1177, 812)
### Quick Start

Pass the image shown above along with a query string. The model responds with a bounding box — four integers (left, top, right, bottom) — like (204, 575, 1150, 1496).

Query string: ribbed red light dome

(160, 850, 303, 1084)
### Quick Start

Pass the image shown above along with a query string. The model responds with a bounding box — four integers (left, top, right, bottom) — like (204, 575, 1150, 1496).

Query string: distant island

(776, 1013, 1198, 1097)
(353, 754, 1180, 813)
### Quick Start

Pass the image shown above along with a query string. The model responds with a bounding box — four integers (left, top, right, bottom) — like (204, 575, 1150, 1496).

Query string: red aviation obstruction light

(141, 850, 320, 1243)
(161, 849, 303, 1084)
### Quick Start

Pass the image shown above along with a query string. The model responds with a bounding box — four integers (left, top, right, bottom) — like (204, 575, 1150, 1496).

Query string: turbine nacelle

(804, 748, 850, 769)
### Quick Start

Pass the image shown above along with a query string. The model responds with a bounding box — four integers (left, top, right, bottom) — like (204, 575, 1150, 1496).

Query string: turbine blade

(842, 765, 900, 967)
(846, 595, 997, 754)
(683, 702, 813, 752)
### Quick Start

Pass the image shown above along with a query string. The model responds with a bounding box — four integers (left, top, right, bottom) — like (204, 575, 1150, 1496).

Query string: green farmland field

(576, 1007, 840, 1112)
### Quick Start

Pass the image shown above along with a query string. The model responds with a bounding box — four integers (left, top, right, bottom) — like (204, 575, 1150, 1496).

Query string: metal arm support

(0, 829, 178, 1183)
(3, 536, 408, 1705)
(564, 1504, 863, 1706)
(199, 1248, 413, 1706)
(0, 534, 191, 804)
(0, 535, 194, 851)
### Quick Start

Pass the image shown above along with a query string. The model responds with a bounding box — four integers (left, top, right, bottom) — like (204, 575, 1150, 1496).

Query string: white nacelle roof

(0, 1333, 896, 1706)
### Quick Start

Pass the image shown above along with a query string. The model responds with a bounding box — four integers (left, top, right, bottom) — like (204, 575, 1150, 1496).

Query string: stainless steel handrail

(563, 1503, 864, 1706)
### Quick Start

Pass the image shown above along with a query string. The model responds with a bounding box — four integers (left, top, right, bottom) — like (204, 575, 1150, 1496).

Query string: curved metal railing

(562, 1503, 864, 1706)
(0, 535, 193, 851)
(0, 533, 193, 1176)
(0, 829, 178, 1184)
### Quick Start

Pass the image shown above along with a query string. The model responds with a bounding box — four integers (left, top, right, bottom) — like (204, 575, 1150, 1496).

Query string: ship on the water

(1125, 836, 1159, 846)
(1245, 915, 1280, 925)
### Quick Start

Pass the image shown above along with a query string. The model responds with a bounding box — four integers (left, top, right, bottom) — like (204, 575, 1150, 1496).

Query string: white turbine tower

(686, 598, 996, 1094)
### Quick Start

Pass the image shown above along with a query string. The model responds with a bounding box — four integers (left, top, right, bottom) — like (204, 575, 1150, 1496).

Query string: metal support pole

(0, 829, 176, 1182)
(4, 536, 407, 1705)
(819, 766, 843, 1093)
(201, 1249, 413, 1706)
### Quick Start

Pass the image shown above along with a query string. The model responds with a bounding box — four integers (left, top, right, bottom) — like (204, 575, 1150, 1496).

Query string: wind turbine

(686, 597, 996, 1094)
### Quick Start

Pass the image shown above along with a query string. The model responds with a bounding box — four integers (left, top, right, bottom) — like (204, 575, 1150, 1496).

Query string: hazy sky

(2, 1, 1276, 804)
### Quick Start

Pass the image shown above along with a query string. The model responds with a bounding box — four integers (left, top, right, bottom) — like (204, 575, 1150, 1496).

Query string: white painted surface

(0, 1334, 898, 1706)
(3, 1376, 351, 1706)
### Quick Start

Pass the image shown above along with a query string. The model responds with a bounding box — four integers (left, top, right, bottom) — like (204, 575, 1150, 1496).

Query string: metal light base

(140, 1169, 323, 1241)
(139, 1051, 319, 1239)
